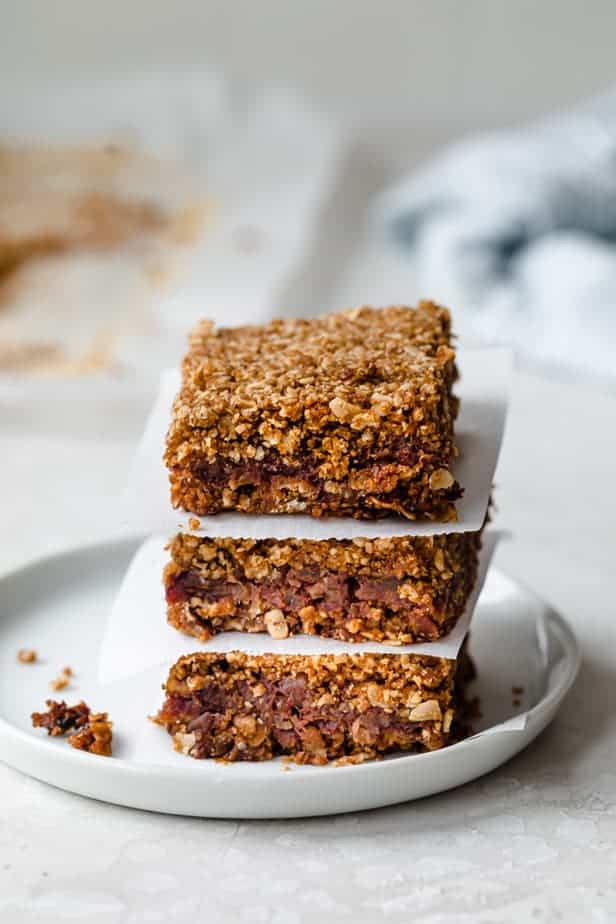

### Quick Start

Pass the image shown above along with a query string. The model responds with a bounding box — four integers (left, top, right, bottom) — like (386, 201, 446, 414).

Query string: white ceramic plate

(0, 539, 579, 819)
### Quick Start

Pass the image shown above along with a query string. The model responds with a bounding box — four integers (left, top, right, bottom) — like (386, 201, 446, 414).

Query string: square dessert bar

(164, 530, 481, 644)
(165, 302, 462, 521)
(154, 647, 475, 765)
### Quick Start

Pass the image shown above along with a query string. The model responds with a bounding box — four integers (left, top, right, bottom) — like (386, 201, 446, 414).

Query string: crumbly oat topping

(168, 531, 477, 583)
(165, 303, 461, 521)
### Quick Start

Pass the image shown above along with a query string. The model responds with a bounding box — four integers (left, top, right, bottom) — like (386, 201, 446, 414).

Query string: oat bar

(165, 531, 481, 644)
(165, 303, 462, 521)
(153, 648, 474, 765)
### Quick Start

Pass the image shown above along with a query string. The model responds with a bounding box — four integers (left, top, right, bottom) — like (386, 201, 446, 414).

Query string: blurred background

(5, 1, 616, 137)
(3, 0, 616, 383)
(2, 0, 616, 566)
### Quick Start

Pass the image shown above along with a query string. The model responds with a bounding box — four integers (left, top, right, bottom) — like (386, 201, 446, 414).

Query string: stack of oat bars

(153, 303, 487, 765)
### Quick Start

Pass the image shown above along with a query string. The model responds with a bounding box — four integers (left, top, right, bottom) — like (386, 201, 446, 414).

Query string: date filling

(165, 566, 464, 641)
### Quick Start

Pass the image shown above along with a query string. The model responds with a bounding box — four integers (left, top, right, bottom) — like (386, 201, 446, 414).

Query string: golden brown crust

(154, 649, 468, 764)
(165, 303, 462, 521)
(164, 531, 481, 644)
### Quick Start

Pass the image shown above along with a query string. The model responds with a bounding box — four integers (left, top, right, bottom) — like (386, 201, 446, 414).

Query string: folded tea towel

(376, 90, 616, 381)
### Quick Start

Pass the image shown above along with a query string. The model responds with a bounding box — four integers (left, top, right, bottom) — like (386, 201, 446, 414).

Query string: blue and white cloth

(376, 90, 616, 382)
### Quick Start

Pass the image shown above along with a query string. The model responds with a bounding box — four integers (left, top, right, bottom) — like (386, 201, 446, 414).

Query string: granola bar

(153, 648, 474, 765)
(165, 530, 481, 644)
(165, 303, 462, 521)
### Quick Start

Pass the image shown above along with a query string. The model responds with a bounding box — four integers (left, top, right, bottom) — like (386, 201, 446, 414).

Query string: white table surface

(2, 237, 615, 923)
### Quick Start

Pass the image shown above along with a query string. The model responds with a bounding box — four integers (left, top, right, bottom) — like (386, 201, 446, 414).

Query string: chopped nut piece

(409, 699, 443, 722)
(328, 396, 362, 422)
(174, 731, 197, 754)
(429, 468, 455, 491)
(234, 714, 257, 736)
(263, 608, 289, 640)
(17, 649, 37, 664)
(233, 714, 268, 747)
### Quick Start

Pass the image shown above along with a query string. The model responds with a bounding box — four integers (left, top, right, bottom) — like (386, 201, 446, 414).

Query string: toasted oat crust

(154, 649, 472, 764)
(165, 302, 461, 521)
(164, 530, 481, 644)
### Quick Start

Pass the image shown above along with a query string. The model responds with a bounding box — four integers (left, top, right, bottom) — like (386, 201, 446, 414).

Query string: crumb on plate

(17, 649, 37, 664)
(69, 712, 113, 757)
(31, 699, 112, 756)
(49, 666, 73, 691)
(31, 699, 90, 736)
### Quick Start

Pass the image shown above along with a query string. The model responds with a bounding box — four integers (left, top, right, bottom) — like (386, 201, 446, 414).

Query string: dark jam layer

(181, 441, 463, 521)
(193, 442, 425, 486)
(165, 567, 456, 641)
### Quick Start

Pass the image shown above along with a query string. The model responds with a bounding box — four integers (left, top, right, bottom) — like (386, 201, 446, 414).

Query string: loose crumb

(17, 649, 37, 664)
(512, 685, 524, 695)
(49, 666, 73, 691)
(69, 713, 113, 757)
(188, 517, 201, 530)
(31, 699, 112, 756)
(513, 698, 521, 708)
(31, 700, 90, 736)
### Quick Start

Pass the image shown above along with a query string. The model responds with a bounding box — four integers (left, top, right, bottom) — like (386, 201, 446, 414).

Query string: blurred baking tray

(0, 75, 345, 401)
